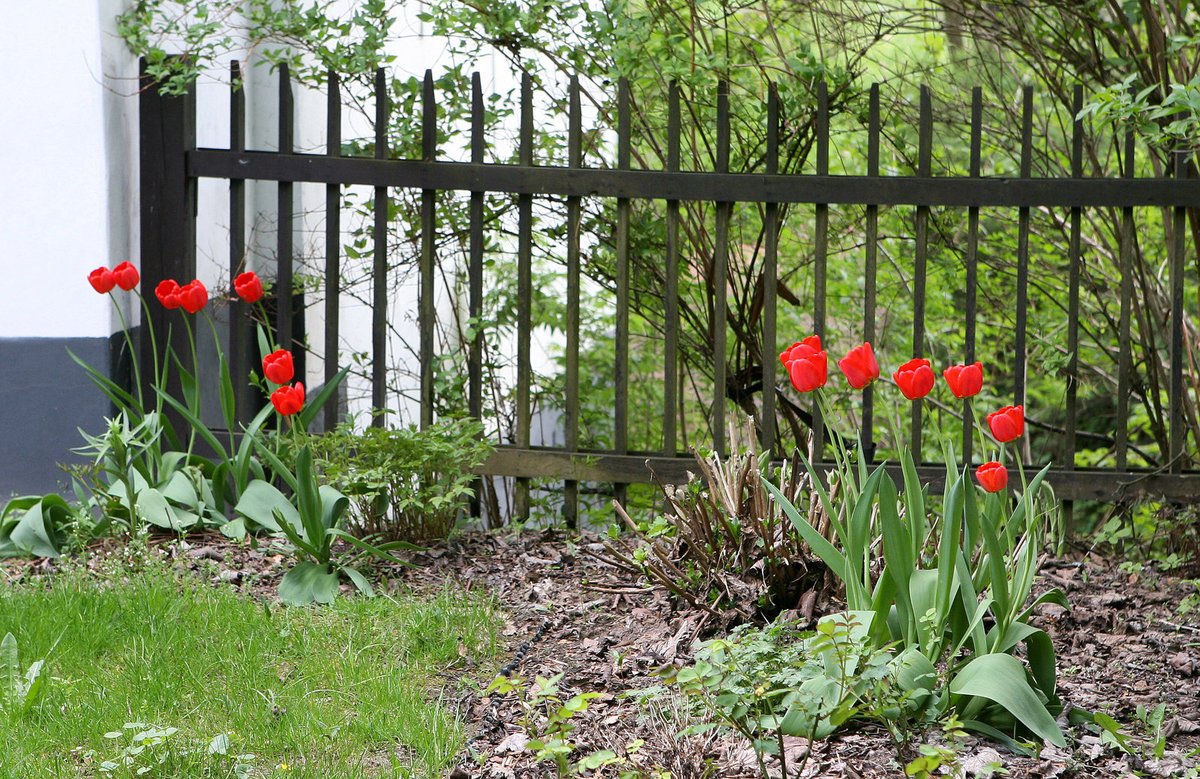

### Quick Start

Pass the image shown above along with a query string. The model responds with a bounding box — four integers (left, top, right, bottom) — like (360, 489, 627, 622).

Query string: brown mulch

(3, 531, 1199, 778)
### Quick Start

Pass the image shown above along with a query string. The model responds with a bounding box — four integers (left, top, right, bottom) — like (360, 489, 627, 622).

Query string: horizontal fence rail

(187, 150, 1200, 207)
(139, 61, 1200, 516)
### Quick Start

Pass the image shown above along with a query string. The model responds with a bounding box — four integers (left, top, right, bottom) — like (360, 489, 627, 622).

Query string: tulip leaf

(762, 477, 848, 584)
(278, 562, 340, 606)
(950, 654, 1065, 747)
(234, 480, 295, 533)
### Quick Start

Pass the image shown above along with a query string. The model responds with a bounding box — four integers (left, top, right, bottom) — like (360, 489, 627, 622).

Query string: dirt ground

(5, 531, 1199, 778)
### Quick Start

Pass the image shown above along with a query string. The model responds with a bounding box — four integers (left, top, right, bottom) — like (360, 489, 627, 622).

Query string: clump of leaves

(303, 417, 493, 543)
(661, 612, 913, 779)
(486, 673, 605, 777)
(597, 418, 826, 629)
(234, 446, 415, 606)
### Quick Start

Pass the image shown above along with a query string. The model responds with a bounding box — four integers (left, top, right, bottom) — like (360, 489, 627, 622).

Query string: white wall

(0, 2, 137, 339)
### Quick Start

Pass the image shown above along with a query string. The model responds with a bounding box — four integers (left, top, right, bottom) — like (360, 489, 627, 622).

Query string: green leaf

(762, 477, 849, 583)
(278, 561, 340, 606)
(297, 367, 349, 431)
(234, 480, 297, 533)
(950, 654, 1065, 746)
(1, 633, 17, 708)
(341, 566, 375, 597)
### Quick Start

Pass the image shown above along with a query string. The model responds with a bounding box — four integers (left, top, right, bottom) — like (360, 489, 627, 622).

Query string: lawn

(0, 561, 500, 778)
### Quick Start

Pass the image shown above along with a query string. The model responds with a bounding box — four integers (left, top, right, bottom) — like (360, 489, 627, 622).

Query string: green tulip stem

(180, 312, 200, 460)
(134, 291, 167, 416)
(108, 292, 144, 412)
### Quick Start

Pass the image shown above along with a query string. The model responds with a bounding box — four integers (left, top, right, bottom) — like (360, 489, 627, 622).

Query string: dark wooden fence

(138, 62, 1200, 523)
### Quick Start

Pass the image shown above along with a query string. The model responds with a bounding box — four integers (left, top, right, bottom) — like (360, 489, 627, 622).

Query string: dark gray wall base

(0, 336, 113, 499)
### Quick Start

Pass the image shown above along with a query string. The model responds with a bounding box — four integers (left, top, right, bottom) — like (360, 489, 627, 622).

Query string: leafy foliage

(234, 446, 416, 605)
(662, 613, 911, 779)
(765, 437, 1068, 748)
(303, 417, 494, 543)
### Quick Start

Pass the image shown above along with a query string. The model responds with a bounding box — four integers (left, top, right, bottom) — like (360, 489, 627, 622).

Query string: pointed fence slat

(277, 64, 295, 363)
(760, 83, 780, 454)
(910, 85, 932, 455)
(371, 67, 388, 425)
(514, 73, 534, 521)
(564, 75, 583, 529)
(324, 69, 342, 433)
(863, 84, 881, 462)
(962, 87, 982, 465)
(229, 61, 251, 424)
(713, 80, 730, 455)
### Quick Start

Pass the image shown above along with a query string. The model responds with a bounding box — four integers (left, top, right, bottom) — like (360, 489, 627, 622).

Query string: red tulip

(271, 383, 305, 416)
(838, 342, 880, 389)
(943, 362, 984, 399)
(987, 405, 1025, 443)
(88, 267, 116, 294)
(780, 336, 827, 393)
(975, 461, 1009, 493)
(178, 279, 209, 314)
(112, 261, 140, 291)
(262, 349, 295, 385)
(893, 358, 936, 400)
(155, 279, 181, 309)
(233, 271, 264, 303)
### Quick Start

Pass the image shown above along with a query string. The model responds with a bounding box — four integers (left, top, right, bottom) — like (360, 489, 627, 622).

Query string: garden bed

(3, 532, 1197, 778)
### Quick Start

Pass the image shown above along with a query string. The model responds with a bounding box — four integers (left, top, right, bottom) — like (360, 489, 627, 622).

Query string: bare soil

(5, 531, 1199, 778)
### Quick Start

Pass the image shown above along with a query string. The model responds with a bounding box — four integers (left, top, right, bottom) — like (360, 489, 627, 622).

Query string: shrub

(598, 417, 827, 629)
(303, 418, 494, 543)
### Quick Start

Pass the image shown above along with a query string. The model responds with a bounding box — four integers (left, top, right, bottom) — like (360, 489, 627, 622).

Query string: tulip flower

(987, 405, 1025, 443)
(178, 279, 209, 314)
(975, 461, 1008, 493)
(780, 335, 827, 393)
(88, 267, 116, 294)
(233, 271, 264, 303)
(271, 382, 305, 416)
(893, 358, 936, 400)
(262, 349, 295, 385)
(838, 342, 880, 389)
(943, 362, 984, 398)
(155, 279, 181, 309)
(112, 261, 140, 291)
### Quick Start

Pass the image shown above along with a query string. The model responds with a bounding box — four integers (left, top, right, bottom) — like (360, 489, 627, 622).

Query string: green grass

(0, 567, 500, 778)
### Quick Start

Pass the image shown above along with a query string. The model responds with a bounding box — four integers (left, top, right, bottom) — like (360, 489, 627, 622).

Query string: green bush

(304, 418, 493, 543)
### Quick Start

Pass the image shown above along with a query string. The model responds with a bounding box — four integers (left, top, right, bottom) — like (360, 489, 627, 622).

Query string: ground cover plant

(0, 564, 500, 778)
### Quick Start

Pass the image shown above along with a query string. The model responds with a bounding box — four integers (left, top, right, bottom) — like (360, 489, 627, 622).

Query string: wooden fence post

(138, 60, 196, 425)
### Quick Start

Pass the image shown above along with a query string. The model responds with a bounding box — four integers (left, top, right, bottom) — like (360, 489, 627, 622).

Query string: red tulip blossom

(155, 279, 181, 309)
(975, 461, 1008, 493)
(262, 349, 295, 385)
(178, 279, 209, 314)
(780, 335, 827, 393)
(112, 261, 140, 291)
(838, 342, 880, 389)
(270, 382, 305, 416)
(986, 405, 1025, 443)
(893, 358, 936, 400)
(943, 362, 984, 399)
(233, 271, 264, 303)
(88, 267, 116, 294)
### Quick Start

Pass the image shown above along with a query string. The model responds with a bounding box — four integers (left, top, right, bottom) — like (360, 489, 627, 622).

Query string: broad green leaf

(278, 561, 340, 606)
(234, 480, 296, 533)
(341, 565, 375, 597)
(950, 654, 1065, 747)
